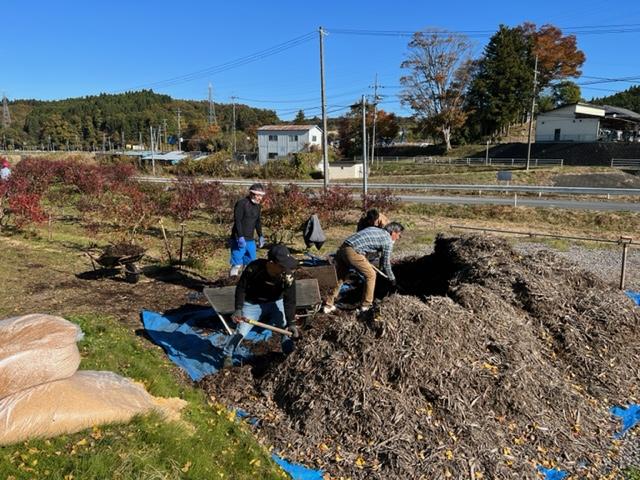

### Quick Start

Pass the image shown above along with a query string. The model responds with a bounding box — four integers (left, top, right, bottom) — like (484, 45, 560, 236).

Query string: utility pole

(362, 95, 368, 202)
(369, 74, 381, 165)
(162, 118, 167, 152)
(319, 26, 330, 190)
(102, 133, 106, 152)
(121, 130, 125, 152)
(231, 96, 238, 156)
(177, 108, 182, 151)
(526, 55, 539, 172)
(2, 94, 11, 129)
(150, 126, 156, 176)
(208, 83, 217, 125)
(485, 140, 490, 165)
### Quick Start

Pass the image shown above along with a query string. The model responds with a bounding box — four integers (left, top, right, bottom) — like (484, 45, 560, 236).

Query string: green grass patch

(626, 467, 640, 480)
(0, 314, 288, 480)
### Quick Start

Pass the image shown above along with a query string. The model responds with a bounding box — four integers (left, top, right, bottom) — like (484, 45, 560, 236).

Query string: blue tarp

(272, 455, 324, 480)
(537, 466, 568, 480)
(141, 306, 271, 381)
(611, 404, 640, 439)
(625, 290, 640, 306)
(142, 306, 324, 479)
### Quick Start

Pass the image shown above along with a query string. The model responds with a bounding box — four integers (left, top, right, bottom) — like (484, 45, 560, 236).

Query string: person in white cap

(229, 183, 266, 277)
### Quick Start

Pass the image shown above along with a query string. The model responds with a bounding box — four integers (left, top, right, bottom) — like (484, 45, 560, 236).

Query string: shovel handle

(215, 311, 234, 335)
(240, 318, 292, 337)
(371, 264, 388, 279)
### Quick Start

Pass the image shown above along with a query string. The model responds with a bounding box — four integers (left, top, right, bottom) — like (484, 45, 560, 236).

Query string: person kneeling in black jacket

(222, 244, 299, 368)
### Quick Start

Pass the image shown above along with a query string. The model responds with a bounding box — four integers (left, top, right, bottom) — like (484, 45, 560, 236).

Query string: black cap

(267, 244, 297, 271)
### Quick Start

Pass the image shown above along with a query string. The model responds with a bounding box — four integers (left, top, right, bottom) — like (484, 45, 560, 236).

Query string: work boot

(356, 304, 372, 314)
(229, 265, 242, 277)
(322, 304, 337, 314)
(223, 355, 234, 369)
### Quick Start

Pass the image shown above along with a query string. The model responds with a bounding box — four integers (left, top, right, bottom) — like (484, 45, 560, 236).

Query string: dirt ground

(0, 236, 210, 328)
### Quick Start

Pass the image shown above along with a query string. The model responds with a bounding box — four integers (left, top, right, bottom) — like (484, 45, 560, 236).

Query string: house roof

(603, 105, 640, 121)
(257, 125, 321, 132)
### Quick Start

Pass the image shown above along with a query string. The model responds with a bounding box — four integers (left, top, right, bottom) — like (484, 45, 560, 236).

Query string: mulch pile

(102, 242, 144, 258)
(200, 234, 640, 479)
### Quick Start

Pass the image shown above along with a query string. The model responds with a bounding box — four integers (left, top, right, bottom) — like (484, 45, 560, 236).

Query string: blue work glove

(258, 236, 265, 248)
(237, 236, 246, 249)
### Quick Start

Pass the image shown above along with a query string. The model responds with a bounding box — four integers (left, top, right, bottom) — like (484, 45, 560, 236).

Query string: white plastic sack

(0, 370, 186, 445)
(0, 314, 82, 399)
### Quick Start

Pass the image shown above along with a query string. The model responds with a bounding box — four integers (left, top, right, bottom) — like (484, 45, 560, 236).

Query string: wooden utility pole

(150, 126, 156, 176)
(208, 83, 217, 126)
(362, 95, 368, 202)
(231, 96, 238, 156)
(319, 26, 329, 190)
(526, 55, 539, 172)
(177, 108, 182, 152)
(370, 74, 381, 165)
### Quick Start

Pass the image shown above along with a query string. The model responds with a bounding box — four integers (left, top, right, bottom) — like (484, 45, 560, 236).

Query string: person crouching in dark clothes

(356, 208, 389, 232)
(223, 244, 299, 368)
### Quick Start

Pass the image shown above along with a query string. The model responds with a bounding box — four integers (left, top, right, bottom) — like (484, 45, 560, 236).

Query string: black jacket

(234, 259, 296, 325)
(231, 197, 262, 239)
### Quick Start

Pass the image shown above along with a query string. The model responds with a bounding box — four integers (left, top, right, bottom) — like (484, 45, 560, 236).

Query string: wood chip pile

(201, 234, 640, 479)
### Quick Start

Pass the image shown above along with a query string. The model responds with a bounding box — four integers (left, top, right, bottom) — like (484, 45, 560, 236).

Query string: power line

(235, 87, 367, 104)
(121, 31, 316, 92)
(327, 24, 640, 38)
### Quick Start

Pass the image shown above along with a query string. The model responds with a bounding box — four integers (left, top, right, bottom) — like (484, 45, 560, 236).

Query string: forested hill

(3, 90, 279, 151)
(591, 85, 640, 113)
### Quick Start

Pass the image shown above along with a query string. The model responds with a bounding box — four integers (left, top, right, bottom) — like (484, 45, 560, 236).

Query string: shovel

(236, 316, 293, 337)
(371, 264, 406, 294)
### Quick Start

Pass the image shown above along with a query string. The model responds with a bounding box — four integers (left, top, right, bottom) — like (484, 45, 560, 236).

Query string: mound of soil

(200, 234, 640, 479)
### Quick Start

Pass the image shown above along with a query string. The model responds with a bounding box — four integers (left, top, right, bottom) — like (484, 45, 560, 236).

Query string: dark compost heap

(200, 234, 640, 479)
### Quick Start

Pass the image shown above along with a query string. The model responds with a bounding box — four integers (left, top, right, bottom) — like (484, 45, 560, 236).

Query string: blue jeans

(223, 299, 292, 357)
(229, 238, 257, 266)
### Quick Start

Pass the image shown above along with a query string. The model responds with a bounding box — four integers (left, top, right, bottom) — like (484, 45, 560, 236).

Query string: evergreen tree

(294, 110, 306, 123)
(592, 85, 640, 113)
(466, 25, 534, 137)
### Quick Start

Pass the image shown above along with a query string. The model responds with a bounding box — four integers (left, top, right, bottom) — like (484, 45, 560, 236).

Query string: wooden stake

(179, 223, 185, 265)
(158, 219, 173, 263)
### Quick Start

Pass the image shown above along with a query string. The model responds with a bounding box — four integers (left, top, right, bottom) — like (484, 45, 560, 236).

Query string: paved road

(135, 176, 640, 212)
(398, 194, 640, 211)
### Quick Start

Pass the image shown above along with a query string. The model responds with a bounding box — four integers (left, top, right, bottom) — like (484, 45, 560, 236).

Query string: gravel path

(513, 241, 640, 292)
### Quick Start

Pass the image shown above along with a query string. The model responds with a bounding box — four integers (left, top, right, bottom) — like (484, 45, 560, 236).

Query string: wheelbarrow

(84, 244, 145, 283)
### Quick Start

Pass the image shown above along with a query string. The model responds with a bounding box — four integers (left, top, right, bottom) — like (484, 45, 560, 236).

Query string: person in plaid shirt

(323, 222, 404, 314)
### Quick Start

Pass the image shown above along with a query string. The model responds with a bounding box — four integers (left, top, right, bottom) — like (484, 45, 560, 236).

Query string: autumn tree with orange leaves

(465, 23, 585, 138)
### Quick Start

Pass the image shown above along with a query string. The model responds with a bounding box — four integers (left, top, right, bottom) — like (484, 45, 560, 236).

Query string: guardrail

(353, 156, 564, 167)
(134, 176, 640, 196)
(611, 158, 640, 169)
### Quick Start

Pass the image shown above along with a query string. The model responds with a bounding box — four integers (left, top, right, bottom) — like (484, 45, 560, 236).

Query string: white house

(536, 103, 640, 142)
(257, 125, 323, 164)
(536, 103, 604, 142)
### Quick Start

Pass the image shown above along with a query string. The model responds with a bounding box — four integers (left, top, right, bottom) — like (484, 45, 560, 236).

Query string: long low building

(536, 103, 640, 143)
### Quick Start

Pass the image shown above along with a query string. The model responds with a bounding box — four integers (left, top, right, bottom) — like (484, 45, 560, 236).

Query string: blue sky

(1, 0, 639, 119)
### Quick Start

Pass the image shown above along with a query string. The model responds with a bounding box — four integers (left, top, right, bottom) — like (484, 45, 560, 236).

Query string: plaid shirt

(343, 227, 395, 281)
